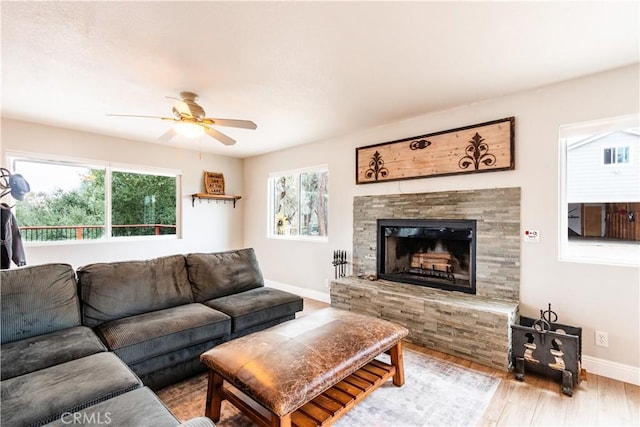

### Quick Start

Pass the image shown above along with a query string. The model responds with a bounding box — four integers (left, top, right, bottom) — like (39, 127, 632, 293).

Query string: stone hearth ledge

(330, 276, 518, 370)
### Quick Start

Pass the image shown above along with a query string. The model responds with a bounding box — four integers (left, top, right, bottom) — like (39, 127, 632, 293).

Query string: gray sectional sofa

(1, 248, 303, 427)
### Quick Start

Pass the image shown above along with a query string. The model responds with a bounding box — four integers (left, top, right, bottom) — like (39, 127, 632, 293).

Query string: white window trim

(4, 151, 183, 245)
(267, 164, 329, 242)
(558, 114, 640, 267)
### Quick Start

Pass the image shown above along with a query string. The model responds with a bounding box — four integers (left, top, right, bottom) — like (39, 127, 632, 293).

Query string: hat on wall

(0, 167, 31, 204)
(9, 174, 30, 201)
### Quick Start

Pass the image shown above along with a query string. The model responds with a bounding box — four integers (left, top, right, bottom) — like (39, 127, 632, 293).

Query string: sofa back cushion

(1, 264, 81, 344)
(77, 254, 193, 328)
(186, 248, 264, 301)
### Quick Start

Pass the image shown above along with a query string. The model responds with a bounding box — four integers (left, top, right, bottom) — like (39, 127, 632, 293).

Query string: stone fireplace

(330, 187, 520, 370)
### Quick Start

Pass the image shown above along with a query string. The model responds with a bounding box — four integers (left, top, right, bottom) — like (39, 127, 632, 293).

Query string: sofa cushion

(1, 263, 81, 344)
(96, 303, 230, 365)
(130, 337, 226, 390)
(42, 387, 179, 427)
(0, 352, 142, 427)
(186, 248, 264, 301)
(0, 326, 106, 380)
(77, 254, 194, 328)
(203, 287, 303, 332)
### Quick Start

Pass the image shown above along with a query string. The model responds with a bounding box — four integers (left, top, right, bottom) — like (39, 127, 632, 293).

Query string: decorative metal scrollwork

(409, 139, 431, 150)
(365, 151, 389, 181)
(458, 132, 497, 170)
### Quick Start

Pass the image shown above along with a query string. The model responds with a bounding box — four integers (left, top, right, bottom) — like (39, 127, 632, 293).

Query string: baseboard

(582, 355, 640, 385)
(265, 279, 331, 304)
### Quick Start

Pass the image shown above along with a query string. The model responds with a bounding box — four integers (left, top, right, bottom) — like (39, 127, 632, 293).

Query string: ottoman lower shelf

(220, 358, 396, 427)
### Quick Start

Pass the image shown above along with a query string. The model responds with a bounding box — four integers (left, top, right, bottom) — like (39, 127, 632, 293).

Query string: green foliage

(301, 171, 328, 236)
(16, 169, 105, 225)
(15, 168, 176, 241)
(111, 171, 176, 236)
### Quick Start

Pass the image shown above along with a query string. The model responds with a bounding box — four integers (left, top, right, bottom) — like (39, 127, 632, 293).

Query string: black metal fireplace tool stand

(511, 304, 584, 396)
(332, 250, 348, 279)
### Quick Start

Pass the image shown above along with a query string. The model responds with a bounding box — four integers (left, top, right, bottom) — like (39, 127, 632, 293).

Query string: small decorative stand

(332, 250, 348, 279)
(511, 304, 584, 396)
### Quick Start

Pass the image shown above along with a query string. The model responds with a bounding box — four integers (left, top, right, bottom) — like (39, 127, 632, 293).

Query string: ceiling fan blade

(158, 127, 177, 142)
(202, 118, 257, 129)
(172, 100, 194, 118)
(106, 114, 176, 121)
(204, 126, 236, 146)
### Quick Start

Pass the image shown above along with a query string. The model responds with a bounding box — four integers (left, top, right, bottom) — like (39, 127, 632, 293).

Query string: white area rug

(335, 349, 499, 427)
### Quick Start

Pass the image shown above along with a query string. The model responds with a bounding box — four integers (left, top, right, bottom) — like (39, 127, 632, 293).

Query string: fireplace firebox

(377, 219, 476, 294)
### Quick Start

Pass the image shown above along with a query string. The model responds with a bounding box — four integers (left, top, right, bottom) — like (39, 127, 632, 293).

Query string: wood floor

(303, 299, 639, 426)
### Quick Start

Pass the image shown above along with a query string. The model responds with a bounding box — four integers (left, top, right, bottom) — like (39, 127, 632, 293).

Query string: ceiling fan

(108, 91, 257, 146)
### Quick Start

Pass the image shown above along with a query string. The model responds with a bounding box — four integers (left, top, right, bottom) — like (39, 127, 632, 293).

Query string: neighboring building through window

(560, 114, 639, 265)
(7, 154, 180, 242)
(268, 165, 328, 240)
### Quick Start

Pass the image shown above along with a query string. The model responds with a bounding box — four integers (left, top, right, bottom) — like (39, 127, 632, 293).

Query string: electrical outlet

(595, 330, 609, 347)
(324, 278, 330, 288)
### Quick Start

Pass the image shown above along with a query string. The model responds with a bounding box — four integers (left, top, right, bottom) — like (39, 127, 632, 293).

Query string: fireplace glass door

(377, 219, 476, 294)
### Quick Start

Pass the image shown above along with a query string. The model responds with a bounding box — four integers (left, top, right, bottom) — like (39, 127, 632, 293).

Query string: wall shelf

(191, 193, 241, 208)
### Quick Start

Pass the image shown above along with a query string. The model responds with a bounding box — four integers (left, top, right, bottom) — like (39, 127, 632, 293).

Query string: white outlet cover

(524, 230, 540, 243)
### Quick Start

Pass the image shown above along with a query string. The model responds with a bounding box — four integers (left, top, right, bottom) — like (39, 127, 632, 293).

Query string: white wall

(1, 119, 245, 269)
(243, 65, 640, 372)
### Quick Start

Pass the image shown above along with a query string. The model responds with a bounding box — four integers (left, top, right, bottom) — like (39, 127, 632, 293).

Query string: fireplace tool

(332, 250, 348, 279)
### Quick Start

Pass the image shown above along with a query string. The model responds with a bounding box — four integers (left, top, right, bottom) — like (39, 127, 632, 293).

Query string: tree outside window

(269, 166, 328, 239)
(111, 170, 177, 237)
(10, 156, 179, 242)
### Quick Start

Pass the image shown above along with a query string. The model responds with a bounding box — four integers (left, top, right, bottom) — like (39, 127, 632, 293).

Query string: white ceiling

(2, 1, 638, 158)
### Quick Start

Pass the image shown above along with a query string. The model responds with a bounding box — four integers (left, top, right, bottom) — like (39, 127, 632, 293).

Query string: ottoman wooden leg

(205, 371, 224, 422)
(390, 341, 405, 386)
(270, 413, 292, 427)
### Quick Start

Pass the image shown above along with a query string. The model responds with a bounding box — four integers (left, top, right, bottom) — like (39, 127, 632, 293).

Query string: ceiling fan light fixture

(174, 121, 204, 138)
(109, 92, 254, 145)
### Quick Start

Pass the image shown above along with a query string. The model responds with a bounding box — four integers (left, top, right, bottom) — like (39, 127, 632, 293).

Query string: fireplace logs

(410, 252, 453, 273)
(409, 252, 455, 283)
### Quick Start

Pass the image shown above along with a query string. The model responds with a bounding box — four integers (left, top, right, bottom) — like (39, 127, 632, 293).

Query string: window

(603, 146, 630, 164)
(8, 153, 180, 242)
(559, 114, 639, 266)
(268, 165, 328, 240)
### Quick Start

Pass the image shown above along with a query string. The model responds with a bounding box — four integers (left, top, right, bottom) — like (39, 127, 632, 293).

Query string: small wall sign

(204, 172, 225, 195)
(356, 117, 515, 184)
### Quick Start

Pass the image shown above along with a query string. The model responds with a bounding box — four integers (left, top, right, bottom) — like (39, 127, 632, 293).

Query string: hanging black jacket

(1, 203, 26, 269)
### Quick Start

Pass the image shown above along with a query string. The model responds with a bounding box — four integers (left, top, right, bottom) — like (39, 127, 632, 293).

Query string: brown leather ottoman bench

(200, 307, 409, 427)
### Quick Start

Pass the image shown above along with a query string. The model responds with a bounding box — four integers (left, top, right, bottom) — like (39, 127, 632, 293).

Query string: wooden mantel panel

(356, 117, 515, 184)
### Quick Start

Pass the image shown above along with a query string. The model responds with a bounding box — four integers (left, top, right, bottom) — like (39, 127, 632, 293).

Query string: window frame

(558, 114, 640, 267)
(267, 164, 329, 242)
(5, 151, 182, 245)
